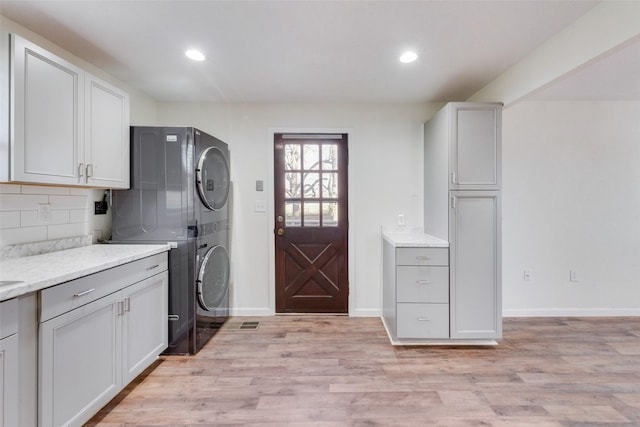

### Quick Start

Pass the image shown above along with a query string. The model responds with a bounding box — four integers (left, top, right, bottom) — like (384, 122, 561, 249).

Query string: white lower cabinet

(0, 298, 19, 427)
(38, 254, 168, 427)
(382, 240, 450, 341)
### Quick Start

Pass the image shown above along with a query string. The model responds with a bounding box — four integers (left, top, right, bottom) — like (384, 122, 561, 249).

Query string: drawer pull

(416, 256, 430, 260)
(417, 317, 431, 322)
(416, 280, 431, 285)
(73, 288, 95, 297)
(146, 264, 160, 271)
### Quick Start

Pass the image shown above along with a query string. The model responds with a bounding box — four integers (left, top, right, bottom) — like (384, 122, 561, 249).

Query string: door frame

(267, 128, 355, 315)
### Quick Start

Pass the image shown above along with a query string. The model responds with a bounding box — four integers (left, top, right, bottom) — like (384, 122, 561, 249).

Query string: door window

(283, 142, 339, 227)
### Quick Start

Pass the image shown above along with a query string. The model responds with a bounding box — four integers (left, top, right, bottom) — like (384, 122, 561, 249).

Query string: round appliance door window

(196, 146, 230, 211)
(197, 245, 230, 311)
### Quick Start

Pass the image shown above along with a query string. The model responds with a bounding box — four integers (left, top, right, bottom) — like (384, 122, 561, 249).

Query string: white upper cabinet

(85, 75, 130, 188)
(1, 33, 130, 188)
(449, 103, 501, 191)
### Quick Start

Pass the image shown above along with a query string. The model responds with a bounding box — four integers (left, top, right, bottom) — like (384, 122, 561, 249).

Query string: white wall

(158, 102, 439, 315)
(502, 101, 640, 316)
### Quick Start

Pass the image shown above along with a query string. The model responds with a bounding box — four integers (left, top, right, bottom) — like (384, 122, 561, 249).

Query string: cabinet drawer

(397, 303, 449, 339)
(0, 298, 18, 339)
(396, 247, 448, 266)
(397, 266, 449, 303)
(40, 252, 168, 322)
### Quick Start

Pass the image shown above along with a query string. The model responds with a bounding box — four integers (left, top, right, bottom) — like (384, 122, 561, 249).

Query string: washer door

(196, 146, 230, 211)
(197, 245, 230, 311)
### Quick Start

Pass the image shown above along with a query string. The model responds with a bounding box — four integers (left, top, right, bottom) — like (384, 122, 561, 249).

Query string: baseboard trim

(503, 308, 640, 317)
(229, 308, 273, 317)
(351, 308, 382, 317)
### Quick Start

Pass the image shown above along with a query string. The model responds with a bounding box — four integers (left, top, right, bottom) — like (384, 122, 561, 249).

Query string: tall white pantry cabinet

(424, 102, 502, 340)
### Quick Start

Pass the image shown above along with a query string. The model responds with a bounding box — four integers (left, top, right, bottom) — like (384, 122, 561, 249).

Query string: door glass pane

(285, 144, 300, 170)
(285, 202, 301, 226)
(322, 173, 338, 198)
(303, 173, 320, 198)
(303, 145, 320, 170)
(304, 202, 320, 226)
(285, 172, 301, 198)
(323, 202, 338, 226)
(322, 144, 338, 170)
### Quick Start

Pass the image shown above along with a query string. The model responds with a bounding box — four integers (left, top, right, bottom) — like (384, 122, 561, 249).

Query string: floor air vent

(225, 321, 260, 330)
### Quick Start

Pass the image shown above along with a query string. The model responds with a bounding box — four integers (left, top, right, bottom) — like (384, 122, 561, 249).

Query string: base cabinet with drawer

(382, 239, 450, 341)
(38, 253, 168, 427)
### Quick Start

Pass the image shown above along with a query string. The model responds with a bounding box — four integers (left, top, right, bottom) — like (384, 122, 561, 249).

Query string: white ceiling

(2, 0, 636, 104)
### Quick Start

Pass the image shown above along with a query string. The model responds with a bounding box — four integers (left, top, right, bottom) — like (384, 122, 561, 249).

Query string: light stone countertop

(382, 227, 449, 248)
(0, 244, 170, 301)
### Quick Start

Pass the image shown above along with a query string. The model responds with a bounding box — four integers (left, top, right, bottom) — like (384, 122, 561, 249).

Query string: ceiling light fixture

(399, 51, 418, 64)
(185, 49, 205, 61)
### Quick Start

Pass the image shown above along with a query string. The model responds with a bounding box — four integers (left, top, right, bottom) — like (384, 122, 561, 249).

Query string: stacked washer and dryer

(111, 126, 231, 354)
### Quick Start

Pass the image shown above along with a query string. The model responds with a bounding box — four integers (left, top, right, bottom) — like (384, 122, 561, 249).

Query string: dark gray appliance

(111, 126, 230, 354)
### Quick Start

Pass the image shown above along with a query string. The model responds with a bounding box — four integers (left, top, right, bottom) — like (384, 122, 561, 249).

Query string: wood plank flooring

(86, 316, 640, 426)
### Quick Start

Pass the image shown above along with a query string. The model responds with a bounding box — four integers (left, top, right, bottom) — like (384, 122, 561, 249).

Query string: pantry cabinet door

(12, 34, 84, 185)
(449, 103, 501, 191)
(449, 191, 502, 339)
(85, 74, 130, 189)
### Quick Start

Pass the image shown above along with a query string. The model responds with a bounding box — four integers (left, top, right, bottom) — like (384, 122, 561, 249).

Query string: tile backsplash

(0, 183, 91, 247)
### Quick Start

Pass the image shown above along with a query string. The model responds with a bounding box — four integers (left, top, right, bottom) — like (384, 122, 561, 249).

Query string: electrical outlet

(398, 214, 405, 226)
(523, 269, 532, 281)
(570, 270, 580, 282)
(254, 201, 266, 213)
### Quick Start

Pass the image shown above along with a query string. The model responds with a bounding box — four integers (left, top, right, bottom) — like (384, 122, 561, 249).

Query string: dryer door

(196, 245, 230, 311)
(196, 146, 230, 211)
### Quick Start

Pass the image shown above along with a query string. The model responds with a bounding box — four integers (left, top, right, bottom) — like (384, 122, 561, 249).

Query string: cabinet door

(11, 34, 84, 185)
(0, 334, 18, 427)
(85, 74, 130, 188)
(449, 103, 501, 190)
(449, 191, 501, 339)
(122, 272, 168, 383)
(39, 294, 120, 427)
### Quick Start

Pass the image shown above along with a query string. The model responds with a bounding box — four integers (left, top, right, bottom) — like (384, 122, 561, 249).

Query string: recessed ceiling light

(185, 49, 205, 61)
(399, 51, 418, 63)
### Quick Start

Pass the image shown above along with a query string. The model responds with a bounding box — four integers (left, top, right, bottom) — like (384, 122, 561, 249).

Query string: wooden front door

(274, 133, 349, 313)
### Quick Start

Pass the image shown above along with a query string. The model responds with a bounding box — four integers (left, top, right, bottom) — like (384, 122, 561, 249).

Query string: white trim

(267, 127, 355, 315)
(503, 308, 640, 317)
(230, 308, 273, 317)
(352, 308, 381, 318)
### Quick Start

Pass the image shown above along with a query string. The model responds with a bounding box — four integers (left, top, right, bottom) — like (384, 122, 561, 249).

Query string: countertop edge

(0, 244, 170, 302)
(382, 231, 449, 248)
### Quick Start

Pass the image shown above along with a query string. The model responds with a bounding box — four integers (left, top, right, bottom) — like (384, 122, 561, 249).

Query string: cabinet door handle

(416, 280, 431, 285)
(124, 297, 131, 312)
(451, 172, 457, 185)
(417, 317, 431, 322)
(78, 163, 84, 181)
(168, 314, 180, 321)
(117, 301, 124, 316)
(86, 164, 93, 181)
(73, 288, 95, 297)
(146, 264, 159, 271)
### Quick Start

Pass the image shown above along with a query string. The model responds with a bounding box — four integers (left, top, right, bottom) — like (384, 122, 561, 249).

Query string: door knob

(277, 228, 284, 236)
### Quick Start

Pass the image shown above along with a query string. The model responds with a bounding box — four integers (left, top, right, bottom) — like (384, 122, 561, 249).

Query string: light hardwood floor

(86, 316, 640, 426)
